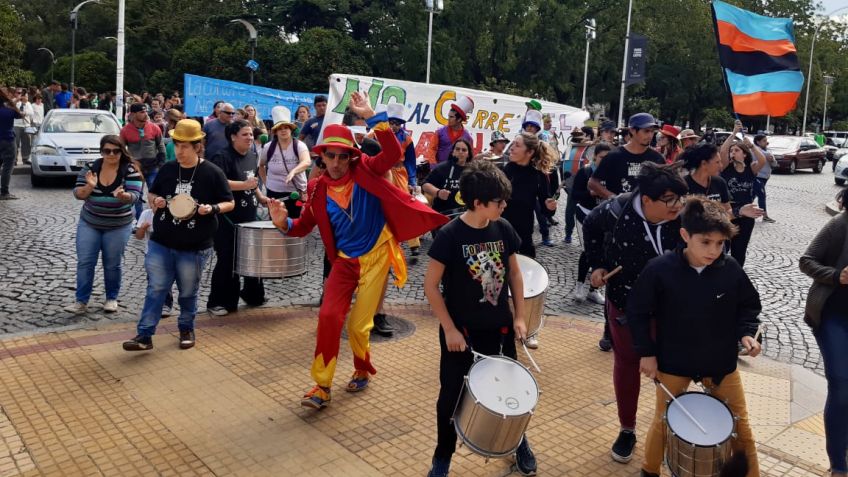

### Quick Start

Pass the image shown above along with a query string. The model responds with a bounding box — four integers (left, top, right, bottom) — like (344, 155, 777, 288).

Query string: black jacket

(582, 192, 682, 311)
(571, 165, 598, 211)
(627, 249, 761, 381)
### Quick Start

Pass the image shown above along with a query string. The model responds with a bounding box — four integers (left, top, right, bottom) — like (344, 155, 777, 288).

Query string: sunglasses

(221, 111, 236, 115)
(101, 147, 122, 156)
(323, 151, 351, 161)
(388, 120, 404, 126)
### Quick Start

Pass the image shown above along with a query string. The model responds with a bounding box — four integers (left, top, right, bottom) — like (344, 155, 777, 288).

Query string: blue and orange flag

(711, 0, 804, 116)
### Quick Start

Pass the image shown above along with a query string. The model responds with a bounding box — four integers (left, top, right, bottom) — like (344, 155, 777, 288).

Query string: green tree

(53, 52, 115, 93)
(0, 3, 35, 85)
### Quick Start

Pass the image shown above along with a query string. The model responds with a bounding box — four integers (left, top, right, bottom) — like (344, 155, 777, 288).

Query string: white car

(836, 155, 848, 186)
(30, 109, 122, 187)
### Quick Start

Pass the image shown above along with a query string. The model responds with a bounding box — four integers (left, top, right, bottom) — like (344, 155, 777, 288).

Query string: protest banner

(183, 74, 317, 121)
(325, 74, 589, 162)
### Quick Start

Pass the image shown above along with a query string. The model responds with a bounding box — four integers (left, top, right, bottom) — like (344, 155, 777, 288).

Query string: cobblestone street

(0, 168, 843, 375)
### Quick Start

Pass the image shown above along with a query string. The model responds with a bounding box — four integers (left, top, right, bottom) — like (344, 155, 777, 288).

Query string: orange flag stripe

(732, 91, 800, 117)
(717, 21, 797, 57)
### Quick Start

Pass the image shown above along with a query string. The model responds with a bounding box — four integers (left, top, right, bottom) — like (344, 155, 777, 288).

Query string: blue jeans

(753, 177, 768, 212)
(814, 304, 848, 473)
(134, 168, 158, 220)
(137, 240, 212, 337)
(75, 220, 132, 303)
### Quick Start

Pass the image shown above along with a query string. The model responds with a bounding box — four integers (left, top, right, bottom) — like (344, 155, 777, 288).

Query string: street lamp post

(617, 0, 634, 127)
(582, 18, 596, 110)
(37, 48, 55, 83)
(801, 6, 848, 135)
(424, 0, 444, 84)
(115, 0, 126, 121)
(823, 75, 834, 132)
(69, 0, 101, 89)
(230, 19, 258, 85)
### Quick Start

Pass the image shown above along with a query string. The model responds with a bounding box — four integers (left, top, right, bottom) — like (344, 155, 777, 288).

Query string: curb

(12, 165, 29, 176)
(826, 200, 840, 216)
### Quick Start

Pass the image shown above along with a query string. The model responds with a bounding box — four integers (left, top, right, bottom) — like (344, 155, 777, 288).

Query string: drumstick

(521, 340, 542, 373)
(602, 266, 623, 281)
(654, 379, 708, 434)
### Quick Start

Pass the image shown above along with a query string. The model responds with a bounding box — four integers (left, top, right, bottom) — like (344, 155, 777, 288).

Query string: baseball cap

(628, 113, 658, 129)
(600, 120, 616, 132)
(129, 103, 146, 113)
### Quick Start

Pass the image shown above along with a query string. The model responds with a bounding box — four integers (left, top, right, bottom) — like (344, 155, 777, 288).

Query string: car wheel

(837, 178, 846, 186)
(788, 160, 797, 174)
(813, 159, 824, 173)
(30, 173, 47, 187)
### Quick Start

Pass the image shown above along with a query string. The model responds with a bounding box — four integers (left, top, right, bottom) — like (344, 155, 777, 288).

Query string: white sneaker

(64, 302, 88, 315)
(208, 306, 229, 316)
(525, 336, 539, 349)
(587, 289, 606, 305)
(103, 300, 119, 313)
(573, 282, 589, 302)
(161, 306, 173, 317)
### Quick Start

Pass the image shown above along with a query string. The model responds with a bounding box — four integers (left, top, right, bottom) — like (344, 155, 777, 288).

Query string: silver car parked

(30, 109, 122, 187)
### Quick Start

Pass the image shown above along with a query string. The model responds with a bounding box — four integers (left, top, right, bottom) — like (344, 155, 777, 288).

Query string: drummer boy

(627, 196, 762, 477)
(423, 160, 537, 477)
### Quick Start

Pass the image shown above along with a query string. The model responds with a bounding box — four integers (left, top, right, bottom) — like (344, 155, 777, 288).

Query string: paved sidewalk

(0, 305, 831, 476)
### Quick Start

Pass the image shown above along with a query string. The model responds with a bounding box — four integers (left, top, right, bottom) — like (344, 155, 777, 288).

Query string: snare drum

(453, 355, 539, 458)
(235, 221, 307, 278)
(509, 255, 549, 337)
(168, 193, 197, 220)
(664, 392, 735, 477)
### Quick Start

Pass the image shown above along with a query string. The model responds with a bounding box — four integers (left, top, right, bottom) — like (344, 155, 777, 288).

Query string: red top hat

(312, 124, 362, 157)
(658, 124, 681, 139)
(449, 95, 475, 122)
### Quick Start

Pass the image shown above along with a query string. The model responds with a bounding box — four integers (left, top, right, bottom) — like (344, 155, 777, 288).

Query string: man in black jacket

(627, 196, 761, 477)
(582, 162, 687, 465)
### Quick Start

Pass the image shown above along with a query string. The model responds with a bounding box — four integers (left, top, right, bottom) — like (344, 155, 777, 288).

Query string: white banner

(325, 74, 589, 162)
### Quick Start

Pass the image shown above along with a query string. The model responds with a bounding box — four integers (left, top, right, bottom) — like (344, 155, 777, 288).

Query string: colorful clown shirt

(428, 217, 521, 331)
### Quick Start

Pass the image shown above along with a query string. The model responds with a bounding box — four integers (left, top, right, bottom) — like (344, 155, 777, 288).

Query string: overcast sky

(819, 0, 846, 15)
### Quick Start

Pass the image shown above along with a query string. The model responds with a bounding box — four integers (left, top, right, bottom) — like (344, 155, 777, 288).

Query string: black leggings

(434, 327, 518, 459)
(730, 217, 755, 267)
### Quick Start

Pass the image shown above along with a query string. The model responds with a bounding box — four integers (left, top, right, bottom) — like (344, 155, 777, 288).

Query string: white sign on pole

(325, 74, 589, 162)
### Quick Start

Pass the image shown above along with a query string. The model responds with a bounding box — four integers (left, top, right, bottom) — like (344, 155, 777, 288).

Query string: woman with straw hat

(123, 119, 234, 352)
(259, 106, 311, 218)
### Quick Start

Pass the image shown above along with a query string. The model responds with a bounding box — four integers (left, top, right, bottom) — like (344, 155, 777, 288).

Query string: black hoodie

(627, 248, 761, 382)
(582, 192, 682, 311)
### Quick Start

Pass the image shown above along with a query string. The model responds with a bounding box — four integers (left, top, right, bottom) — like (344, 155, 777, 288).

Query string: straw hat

(271, 106, 296, 131)
(679, 128, 701, 141)
(169, 119, 205, 142)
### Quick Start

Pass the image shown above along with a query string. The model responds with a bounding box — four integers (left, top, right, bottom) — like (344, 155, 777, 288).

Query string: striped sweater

(75, 159, 143, 229)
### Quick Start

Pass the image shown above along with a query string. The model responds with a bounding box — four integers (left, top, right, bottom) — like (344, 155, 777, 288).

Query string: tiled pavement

(0, 304, 831, 476)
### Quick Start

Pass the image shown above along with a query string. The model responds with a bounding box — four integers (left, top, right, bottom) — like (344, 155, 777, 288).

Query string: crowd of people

(1, 80, 847, 477)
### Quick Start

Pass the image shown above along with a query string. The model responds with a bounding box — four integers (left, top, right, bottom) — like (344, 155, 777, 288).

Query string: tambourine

(168, 193, 197, 220)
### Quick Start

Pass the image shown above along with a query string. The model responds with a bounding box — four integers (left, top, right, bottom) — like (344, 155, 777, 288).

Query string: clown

(269, 92, 448, 409)
(429, 95, 474, 164)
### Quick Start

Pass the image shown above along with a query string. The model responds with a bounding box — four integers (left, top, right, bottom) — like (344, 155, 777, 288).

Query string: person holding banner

(429, 96, 474, 164)
(268, 92, 448, 409)
(259, 106, 310, 218)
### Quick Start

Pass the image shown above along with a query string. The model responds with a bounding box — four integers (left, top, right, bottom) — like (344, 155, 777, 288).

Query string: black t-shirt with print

(685, 174, 730, 204)
(211, 146, 259, 224)
(721, 164, 757, 206)
(150, 160, 233, 251)
(428, 217, 521, 331)
(424, 160, 466, 213)
(591, 146, 664, 195)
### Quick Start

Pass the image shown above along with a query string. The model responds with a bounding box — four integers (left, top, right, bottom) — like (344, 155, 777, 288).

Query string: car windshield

(42, 113, 120, 134)
(768, 137, 799, 150)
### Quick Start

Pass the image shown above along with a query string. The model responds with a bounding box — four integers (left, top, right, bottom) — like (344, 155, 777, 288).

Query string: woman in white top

(258, 106, 310, 218)
(14, 93, 34, 164)
(31, 95, 45, 128)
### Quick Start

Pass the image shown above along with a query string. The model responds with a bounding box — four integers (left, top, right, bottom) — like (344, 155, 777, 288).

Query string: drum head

(238, 220, 277, 229)
(666, 392, 734, 446)
(467, 356, 538, 416)
(169, 194, 196, 220)
(509, 254, 549, 299)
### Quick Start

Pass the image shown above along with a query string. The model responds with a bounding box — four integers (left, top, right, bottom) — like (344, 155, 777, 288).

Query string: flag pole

(710, 1, 736, 122)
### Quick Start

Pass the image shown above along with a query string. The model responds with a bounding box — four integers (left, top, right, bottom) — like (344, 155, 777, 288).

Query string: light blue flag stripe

(725, 69, 804, 95)
(713, 0, 796, 43)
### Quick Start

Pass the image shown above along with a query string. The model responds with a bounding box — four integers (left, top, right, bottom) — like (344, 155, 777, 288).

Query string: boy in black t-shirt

(424, 160, 537, 477)
(589, 112, 664, 199)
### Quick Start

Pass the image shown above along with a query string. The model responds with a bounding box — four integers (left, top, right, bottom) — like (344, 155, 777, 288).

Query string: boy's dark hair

(593, 143, 611, 157)
(680, 142, 718, 171)
(681, 195, 738, 238)
(637, 162, 688, 199)
(753, 133, 767, 144)
(581, 126, 595, 140)
(459, 160, 512, 211)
